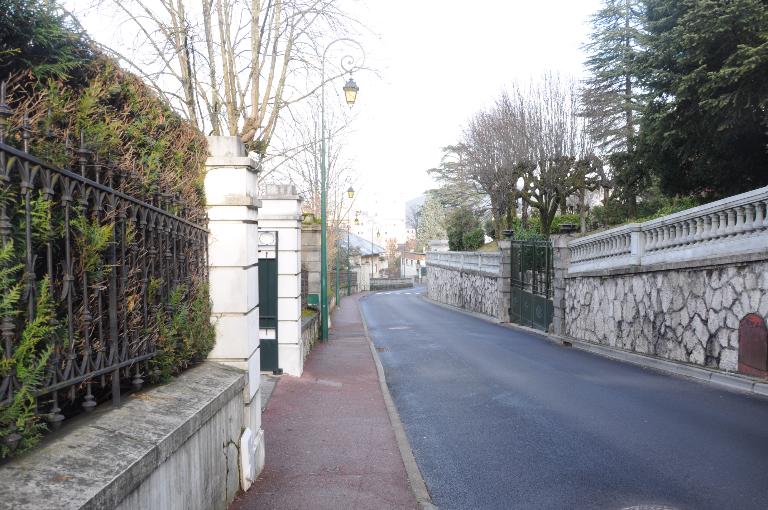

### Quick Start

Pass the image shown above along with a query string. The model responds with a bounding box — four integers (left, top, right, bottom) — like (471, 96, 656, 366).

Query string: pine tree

(638, 0, 768, 197)
(581, 0, 646, 153)
(415, 193, 447, 251)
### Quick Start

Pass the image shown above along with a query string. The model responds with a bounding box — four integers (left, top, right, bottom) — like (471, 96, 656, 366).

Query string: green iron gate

(259, 257, 279, 372)
(509, 239, 554, 331)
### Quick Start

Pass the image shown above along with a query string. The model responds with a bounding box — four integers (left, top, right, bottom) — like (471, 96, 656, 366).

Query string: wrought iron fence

(0, 85, 208, 452)
(510, 239, 553, 298)
(301, 265, 309, 309)
(509, 239, 553, 331)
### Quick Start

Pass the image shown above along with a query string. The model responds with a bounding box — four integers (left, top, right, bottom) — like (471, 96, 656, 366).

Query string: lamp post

(335, 186, 355, 303)
(347, 188, 354, 296)
(320, 39, 364, 341)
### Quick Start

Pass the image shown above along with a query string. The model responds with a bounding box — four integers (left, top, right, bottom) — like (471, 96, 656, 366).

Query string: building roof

(337, 231, 385, 256)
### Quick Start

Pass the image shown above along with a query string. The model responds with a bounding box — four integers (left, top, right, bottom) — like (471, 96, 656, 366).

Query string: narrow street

(360, 287, 768, 510)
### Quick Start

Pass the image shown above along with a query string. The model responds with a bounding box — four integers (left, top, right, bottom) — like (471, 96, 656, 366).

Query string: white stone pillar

(498, 240, 512, 323)
(551, 233, 577, 336)
(204, 136, 264, 490)
(258, 185, 304, 376)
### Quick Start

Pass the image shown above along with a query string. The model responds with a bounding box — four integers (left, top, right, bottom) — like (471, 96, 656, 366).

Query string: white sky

(342, 0, 602, 219)
(68, 0, 602, 221)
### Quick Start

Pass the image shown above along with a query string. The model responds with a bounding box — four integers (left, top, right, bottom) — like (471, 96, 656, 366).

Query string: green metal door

(259, 257, 279, 371)
(509, 239, 554, 331)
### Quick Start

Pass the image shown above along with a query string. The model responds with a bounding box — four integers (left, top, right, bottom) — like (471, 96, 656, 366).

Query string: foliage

(446, 207, 481, 251)
(71, 212, 113, 278)
(415, 192, 448, 251)
(0, 0, 91, 81)
(0, 243, 23, 360)
(0, 277, 56, 459)
(152, 284, 216, 382)
(462, 227, 485, 251)
(581, 0, 646, 152)
(636, 0, 768, 198)
(589, 188, 702, 228)
(3, 1, 209, 221)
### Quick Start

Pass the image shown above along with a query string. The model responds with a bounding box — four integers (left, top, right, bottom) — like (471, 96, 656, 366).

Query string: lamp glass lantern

(343, 77, 359, 107)
(347, 186, 355, 199)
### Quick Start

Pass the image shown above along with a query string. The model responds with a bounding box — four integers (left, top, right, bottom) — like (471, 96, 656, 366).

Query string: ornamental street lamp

(336, 186, 355, 303)
(319, 38, 364, 341)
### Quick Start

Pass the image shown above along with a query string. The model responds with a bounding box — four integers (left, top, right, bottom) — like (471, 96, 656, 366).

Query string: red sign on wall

(739, 313, 768, 378)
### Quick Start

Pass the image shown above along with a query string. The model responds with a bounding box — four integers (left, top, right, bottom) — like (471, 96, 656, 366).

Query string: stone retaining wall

(0, 363, 251, 510)
(566, 260, 768, 371)
(426, 262, 500, 319)
(563, 186, 768, 374)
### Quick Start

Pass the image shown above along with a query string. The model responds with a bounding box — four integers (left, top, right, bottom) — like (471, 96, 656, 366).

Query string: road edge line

(420, 295, 768, 399)
(357, 296, 438, 510)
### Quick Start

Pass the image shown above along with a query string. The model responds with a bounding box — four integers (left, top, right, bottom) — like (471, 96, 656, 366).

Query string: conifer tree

(581, 0, 646, 153)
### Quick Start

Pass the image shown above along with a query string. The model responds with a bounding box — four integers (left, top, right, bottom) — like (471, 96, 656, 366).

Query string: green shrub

(462, 227, 485, 251)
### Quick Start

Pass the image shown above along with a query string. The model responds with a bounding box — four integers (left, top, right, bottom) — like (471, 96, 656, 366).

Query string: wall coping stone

(0, 362, 246, 510)
(564, 249, 768, 279)
(427, 261, 500, 278)
(302, 313, 318, 332)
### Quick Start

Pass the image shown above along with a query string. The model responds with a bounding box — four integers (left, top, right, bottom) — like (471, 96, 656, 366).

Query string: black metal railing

(301, 266, 309, 309)
(0, 87, 207, 451)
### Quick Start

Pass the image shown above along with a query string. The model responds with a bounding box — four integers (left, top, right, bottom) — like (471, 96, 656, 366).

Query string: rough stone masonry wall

(566, 261, 768, 371)
(427, 265, 500, 319)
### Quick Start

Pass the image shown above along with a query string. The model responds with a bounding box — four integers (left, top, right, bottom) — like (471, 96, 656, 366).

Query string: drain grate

(376, 347, 387, 352)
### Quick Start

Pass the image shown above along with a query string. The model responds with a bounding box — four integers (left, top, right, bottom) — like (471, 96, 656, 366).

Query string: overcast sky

(341, 0, 602, 219)
(69, 0, 602, 220)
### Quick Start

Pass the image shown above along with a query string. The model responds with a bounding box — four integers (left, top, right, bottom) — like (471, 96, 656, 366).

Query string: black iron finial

(21, 112, 31, 153)
(0, 81, 13, 144)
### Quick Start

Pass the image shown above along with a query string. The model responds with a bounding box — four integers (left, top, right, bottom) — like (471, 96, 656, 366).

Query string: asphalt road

(360, 287, 768, 510)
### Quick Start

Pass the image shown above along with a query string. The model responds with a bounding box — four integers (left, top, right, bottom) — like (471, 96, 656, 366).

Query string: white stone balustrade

(427, 251, 501, 275)
(569, 185, 768, 273)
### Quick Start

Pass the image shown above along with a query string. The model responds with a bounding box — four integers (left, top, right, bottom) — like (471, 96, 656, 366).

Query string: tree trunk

(521, 202, 528, 229)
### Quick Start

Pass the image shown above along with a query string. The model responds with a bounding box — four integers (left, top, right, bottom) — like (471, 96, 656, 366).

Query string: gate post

(498, 240, 512, 322)
(551, 233, 576, 336)
(204, 136, 264, 489)
(258, 185, 304, 376)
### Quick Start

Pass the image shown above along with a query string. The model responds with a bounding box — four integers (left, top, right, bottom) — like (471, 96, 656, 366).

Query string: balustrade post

(629, 225, 644, 265)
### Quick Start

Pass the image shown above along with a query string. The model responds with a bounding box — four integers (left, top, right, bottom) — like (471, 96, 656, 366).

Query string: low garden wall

(0, 363, 252, 510)
(370, 278, 414, 291)
(426, 252, 501, 319)
(301, 314, 320, 363)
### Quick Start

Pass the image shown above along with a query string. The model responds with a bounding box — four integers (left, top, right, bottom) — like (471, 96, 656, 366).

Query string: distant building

(337, 231, 387, 291)
(401, 250, 426, 279)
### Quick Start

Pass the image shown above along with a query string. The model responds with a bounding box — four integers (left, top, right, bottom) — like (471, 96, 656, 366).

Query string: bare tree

(514, 74, 599, 235)
(81, 0, 358, 156)
(262, 100, 356, 266)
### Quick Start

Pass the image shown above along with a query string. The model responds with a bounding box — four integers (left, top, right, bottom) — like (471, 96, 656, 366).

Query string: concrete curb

(358, 295, 438, 510)
(421, 295, 768, 399)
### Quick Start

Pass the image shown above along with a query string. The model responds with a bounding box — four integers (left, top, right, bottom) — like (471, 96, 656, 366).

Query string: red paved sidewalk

(229, 293, 418, 510)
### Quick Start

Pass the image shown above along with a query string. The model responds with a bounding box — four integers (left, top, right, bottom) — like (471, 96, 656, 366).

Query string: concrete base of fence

(0, 362, 248, 510)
